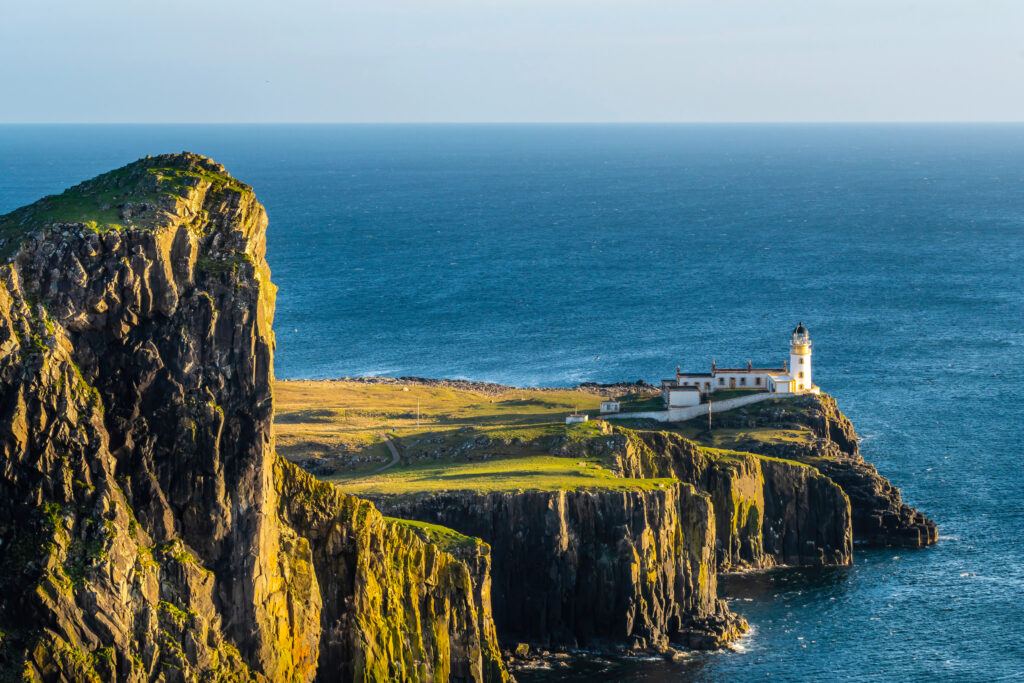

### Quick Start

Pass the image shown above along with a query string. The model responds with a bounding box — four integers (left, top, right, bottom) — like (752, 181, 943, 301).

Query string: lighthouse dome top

(793, 322, 808, 336)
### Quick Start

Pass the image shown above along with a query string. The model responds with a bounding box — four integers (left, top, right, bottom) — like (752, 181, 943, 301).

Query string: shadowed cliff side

(277, 459, 506, 682)
(614, 431, 853, 571)
(374, 485, 746, 653)
(695, 394, 938, 548)
(0, 154, 507, 682)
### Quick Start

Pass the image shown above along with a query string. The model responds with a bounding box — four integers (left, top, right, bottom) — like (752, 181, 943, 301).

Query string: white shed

(666, 386, 702, 407)
(565, 413, 589, 424)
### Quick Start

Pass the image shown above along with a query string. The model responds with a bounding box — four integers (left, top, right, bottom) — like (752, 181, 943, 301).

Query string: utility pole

(417, 399, 420, 428)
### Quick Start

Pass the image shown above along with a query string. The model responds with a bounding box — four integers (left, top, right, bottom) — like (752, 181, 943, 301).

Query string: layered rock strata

(615, 431, 853, 571)
(702, 394, 938, 547)
(0, 154, 507, 682)
(375, 485, 746, 652)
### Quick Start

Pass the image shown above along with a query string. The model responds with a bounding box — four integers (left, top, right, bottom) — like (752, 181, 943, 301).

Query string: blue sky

(3, 1, 1023, 123)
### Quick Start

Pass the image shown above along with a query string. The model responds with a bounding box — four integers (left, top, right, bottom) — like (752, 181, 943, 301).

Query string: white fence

(603, 391, 793, 423)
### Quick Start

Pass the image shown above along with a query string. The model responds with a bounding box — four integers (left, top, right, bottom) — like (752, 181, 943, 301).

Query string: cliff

(0, 154, 507, 682)
(612, 430, 852, 570)
(374, 485, 745, 653)
(700, 394, 938, 548)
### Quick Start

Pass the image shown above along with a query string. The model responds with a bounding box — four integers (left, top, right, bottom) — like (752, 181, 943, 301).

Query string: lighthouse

(660, 324, 820, 401)
(790, 322, 812, 392)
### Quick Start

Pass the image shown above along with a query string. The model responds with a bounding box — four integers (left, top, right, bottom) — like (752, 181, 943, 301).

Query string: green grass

(275, 379, 816, 495)
(273, 380, 610, 470)
(670, 424, 813, 448)
(388, 518, 483, 551)
(146, 166, 248, 195)
(702, 446, 815, 470)
(607, 396, 814, 455)
(616, 392, 665, 413)
(330, 453, 677, 495)
(196, 251, 254, 275)
(0, 153, 250, 260)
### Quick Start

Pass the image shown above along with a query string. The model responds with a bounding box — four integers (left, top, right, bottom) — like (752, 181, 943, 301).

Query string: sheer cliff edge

(0, 154, 507, 682)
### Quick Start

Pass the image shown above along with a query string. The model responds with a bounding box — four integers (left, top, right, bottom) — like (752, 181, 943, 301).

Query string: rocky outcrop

(0, 154, 507, 681)
(706, 394, 938, 547)
(615, 431, 852, 570)
(277, 459, 506, 683)
(375, 485, 746, 653)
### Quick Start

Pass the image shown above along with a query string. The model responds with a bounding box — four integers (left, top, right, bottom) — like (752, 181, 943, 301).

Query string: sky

(2, 0, 1023, 123)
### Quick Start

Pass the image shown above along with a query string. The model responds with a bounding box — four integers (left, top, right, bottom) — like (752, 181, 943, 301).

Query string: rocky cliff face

(611, 430, 852, 571)
(375, 485, 745, 653)
(705, 394, 938, 548)
(276, 459, 506, 683)
(0, 154, 507, 682)
(370, 414, 856, 653)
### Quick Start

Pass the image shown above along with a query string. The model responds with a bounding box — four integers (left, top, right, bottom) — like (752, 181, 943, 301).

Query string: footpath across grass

(332, 453, 676, 495)
(273, 379, 810, 496)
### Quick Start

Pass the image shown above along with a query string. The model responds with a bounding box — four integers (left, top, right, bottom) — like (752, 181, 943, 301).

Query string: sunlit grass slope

(273, 380, 675, 493)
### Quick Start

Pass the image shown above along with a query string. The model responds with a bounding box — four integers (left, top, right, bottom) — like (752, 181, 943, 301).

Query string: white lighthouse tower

(790, 322, 813, 393)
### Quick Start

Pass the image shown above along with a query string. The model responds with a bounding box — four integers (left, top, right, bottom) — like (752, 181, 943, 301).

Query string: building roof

(794, 322, 808, 335)
(675, 373, 714, 378)
(771, 375, 794, 382)
(714, 367, 786, 373)
(669, 386, 701, 392)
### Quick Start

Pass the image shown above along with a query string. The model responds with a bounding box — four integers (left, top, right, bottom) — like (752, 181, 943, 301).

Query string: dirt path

(372, 433, 401, 474)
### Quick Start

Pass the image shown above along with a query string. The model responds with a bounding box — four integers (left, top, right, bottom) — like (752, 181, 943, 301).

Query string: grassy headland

(273, 379, 818, 496)
(274, 379, 677, 493)
(612, 396, 816, 452)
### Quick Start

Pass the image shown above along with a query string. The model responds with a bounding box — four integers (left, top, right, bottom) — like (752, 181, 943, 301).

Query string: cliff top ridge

(0, 152, 251, 258)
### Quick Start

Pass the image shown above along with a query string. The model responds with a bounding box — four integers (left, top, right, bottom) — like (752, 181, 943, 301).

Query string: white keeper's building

(660, 323, 821, 408)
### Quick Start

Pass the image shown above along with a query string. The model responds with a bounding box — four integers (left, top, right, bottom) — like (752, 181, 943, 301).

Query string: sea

(1, 124, 1022, 682)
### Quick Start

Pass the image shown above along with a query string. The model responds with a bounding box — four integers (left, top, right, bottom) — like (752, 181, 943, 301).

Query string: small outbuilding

(599, 399, 620, 414)
(565, 413, 589, 424)
(666, 386, 702, 407)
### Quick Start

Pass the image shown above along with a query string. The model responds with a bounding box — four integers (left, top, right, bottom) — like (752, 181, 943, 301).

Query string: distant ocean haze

(2, 124, 1022, 681)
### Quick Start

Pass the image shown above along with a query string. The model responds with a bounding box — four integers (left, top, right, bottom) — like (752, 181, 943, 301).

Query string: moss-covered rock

(276, 458, 507, 682)
(618, 428, 853, 571)
(0, 155, 508, 682)
(373, 484, 747, 653)
(693, 394, 938, 548)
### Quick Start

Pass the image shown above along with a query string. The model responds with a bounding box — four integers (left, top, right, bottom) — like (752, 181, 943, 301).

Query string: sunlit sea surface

(2, 124, 1022, 681)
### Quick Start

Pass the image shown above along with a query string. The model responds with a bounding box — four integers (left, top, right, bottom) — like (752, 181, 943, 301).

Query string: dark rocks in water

(0, 154, 508, 681)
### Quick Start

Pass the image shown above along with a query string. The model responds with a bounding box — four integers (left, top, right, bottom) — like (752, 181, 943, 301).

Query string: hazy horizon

(4, 1, 1024, 124)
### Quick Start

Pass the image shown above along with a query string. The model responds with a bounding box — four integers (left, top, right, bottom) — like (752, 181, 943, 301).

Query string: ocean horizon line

(3, 120, 1024, 126)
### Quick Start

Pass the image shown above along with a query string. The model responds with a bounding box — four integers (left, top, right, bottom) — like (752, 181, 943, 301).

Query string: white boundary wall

(603, 391, 793, 423)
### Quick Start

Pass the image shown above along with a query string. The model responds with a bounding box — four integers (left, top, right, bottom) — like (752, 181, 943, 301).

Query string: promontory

(0, 154, 936, 681)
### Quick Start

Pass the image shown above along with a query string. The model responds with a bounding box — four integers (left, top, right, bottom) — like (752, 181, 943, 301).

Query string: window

(798, 384, 804, 390)
(718, 378, 724, 385)
(740, 378, 746, 386)
(799, 357, 804, 364)
(799, 371, 804, 378)
(755, 377, 761, 385)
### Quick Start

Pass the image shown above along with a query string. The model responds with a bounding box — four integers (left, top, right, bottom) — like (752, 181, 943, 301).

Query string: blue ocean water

(1, 124, 1022, 681)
